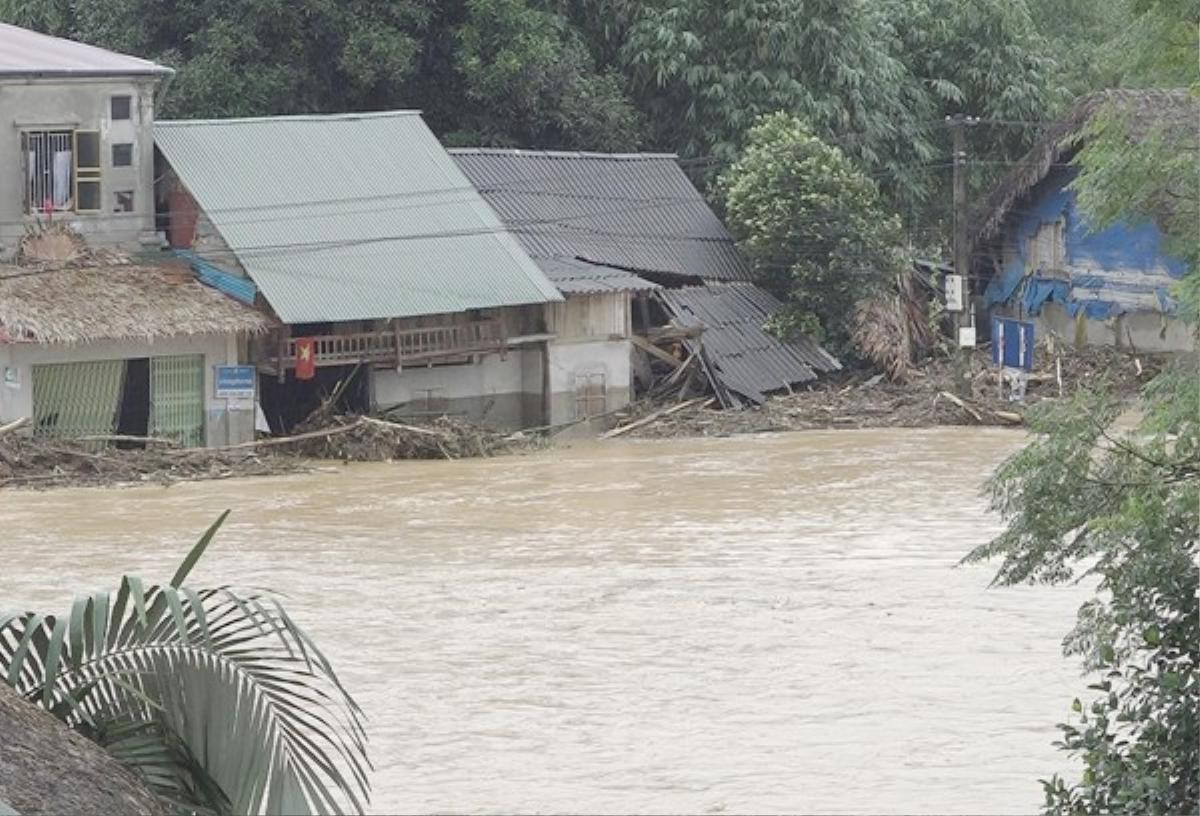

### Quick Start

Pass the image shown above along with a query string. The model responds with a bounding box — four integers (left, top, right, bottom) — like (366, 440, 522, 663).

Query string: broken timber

(602, 397, 712, 439)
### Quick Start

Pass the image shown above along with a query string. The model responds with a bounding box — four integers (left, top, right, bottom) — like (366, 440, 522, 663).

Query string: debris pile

(0, 427, 299, 490)
(283, 413, 533, 461)
(0, 408, 539, 490)
(609, 344, 1168, 438)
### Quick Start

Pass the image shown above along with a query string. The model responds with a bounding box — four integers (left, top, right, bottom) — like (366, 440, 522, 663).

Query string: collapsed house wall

(0, 332, 253, 446)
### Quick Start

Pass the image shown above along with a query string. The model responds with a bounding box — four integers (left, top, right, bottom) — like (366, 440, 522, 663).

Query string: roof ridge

(449, 148, 680, 160)
(0, 21, 172, 76)
(156, 110, 423, 127)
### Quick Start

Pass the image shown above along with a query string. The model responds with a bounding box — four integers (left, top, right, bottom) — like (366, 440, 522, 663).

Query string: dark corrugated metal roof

(450, 149, 752, 282)
(657, 284, 841, 406)
(539, 258, 660, 295)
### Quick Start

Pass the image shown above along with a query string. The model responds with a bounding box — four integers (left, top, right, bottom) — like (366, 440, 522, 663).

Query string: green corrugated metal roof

(155, 111, 562, 324)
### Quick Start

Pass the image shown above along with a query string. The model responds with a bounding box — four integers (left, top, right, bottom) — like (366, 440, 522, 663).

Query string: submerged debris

(284, 413, 538, 461)
(0, 433, 300, 490)
(0, 410, 542, 490)
(609, 344, 1168, 438)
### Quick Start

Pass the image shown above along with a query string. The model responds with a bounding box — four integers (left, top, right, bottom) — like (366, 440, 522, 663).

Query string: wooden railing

(275, 319, 505, 370)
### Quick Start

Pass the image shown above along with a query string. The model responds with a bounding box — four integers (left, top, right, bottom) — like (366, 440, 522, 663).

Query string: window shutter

(74, 130, 101, 212)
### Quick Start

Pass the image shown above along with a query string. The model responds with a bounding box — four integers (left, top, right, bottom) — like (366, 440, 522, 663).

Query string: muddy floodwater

(1, 428, 1089, 815)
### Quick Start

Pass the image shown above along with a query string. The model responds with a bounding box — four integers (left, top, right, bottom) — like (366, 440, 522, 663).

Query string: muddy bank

(0, 346, 1168, 489)
(609, 345, 1167, 438)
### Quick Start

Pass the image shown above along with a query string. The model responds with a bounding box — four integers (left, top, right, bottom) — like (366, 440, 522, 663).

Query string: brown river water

(1, 428, 1089, 815)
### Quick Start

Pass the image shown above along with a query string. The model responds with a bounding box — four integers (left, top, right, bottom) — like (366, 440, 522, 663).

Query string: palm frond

(0, 518, 370, 816)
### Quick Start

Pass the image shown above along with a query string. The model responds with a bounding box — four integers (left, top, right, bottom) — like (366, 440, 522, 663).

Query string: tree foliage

(0, 0, 432, 118)
(967, 4, 1199, 812)
(622, 0, 938, 205)
(882, 0, 1069, 179)
(966, 368, 1199, 815)
(0, 513, 369, 816)
(718, 113, 907, 351)
(448, 0, 642, 149)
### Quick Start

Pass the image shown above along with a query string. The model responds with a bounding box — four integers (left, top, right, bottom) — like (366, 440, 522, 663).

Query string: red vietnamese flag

(294, 337, 317, 381)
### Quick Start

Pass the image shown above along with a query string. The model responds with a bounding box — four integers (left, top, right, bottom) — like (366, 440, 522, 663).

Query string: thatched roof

(0, 261, 276, 344)
(0, 685, 164, 816)
(971, 89, 1198, 245)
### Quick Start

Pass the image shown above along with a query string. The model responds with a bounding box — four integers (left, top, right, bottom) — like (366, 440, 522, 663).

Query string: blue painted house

(972, 89, 1196, 352)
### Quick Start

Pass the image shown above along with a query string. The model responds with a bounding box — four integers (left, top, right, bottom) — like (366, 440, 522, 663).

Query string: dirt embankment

(607, 345, 1168, 439)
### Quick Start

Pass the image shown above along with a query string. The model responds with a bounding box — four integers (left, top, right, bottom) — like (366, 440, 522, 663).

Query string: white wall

(994, 301, 1196, 353)
(372, 348, 541, 428)
(546, 338, 633, 428)
(0, 77, 160, 258)
(0, 333, 253, 446)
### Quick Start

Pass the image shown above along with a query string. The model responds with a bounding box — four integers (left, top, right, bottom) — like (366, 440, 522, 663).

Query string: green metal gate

(31, 360, 125, 440)
(150, 354, 205, 447)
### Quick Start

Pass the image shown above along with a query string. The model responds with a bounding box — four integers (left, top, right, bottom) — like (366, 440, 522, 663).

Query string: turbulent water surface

(1, 428, 1088, 814)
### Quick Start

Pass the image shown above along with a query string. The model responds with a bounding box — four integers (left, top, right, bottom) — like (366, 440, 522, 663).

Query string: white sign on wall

(3, 366, 20, 390)
(944, 274, 965, 312)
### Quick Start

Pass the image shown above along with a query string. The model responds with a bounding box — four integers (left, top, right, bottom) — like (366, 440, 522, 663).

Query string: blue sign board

(991, 317, 1035, 371)
(214, 365, 256, 400)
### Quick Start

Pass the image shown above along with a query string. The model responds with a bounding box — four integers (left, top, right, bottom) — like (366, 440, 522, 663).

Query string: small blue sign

(992, 317, 1035, 371)
(214, 365, 256, 399)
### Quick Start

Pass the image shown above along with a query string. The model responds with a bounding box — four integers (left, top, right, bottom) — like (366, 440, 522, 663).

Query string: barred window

(21, 130, 102, 214)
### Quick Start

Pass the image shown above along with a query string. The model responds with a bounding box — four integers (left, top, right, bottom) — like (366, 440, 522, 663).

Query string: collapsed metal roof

(539, 257, 660, 295)
(657, 284, 842, 407)
(0, 23, 172, 77)
(450, 149, 752, 283)
(155, 113, 562, 324)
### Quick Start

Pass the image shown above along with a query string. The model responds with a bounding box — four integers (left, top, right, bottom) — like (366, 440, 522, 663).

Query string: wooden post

(276, 326, 289, 384)
(393, 319, 403, 373)
(950, 115, 976, 396)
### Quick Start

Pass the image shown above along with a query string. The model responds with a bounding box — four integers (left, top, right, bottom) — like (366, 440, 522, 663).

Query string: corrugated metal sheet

(451, 149, 752, 282)
(0, 23, 171, 76)
(155, 113, 562, 324)
(657, 284, 841, 406)
(539, 257, 659, 295)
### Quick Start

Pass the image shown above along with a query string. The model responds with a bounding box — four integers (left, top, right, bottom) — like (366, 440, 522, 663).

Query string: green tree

(0, 0, 431, 117)
(0, 513, 369, 816)
(882, 0, 1068, 184)
(718, 113, 908, 351)
(621, 0, 938, 206)
(967, 4, 1199, 811)
(447, 0, 642, 149)
(1028, 0, 1134, 95)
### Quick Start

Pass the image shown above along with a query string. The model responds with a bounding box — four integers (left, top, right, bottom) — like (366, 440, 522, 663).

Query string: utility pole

(948, 114, 976, 395)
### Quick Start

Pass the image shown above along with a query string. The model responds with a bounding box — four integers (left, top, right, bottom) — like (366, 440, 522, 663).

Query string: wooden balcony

(270, 319, 506, 372)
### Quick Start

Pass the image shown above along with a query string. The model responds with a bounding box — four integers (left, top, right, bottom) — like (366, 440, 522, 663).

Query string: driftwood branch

(0, 417, 29, 437)
(602, 397, 711, 439)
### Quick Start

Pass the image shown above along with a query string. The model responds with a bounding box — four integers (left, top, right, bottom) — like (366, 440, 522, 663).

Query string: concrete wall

(993, 300, 1195, 353)
(544, 293, 634, 431)
(0, 77, 161, 259)
(371, 347, 544, 430)
(983, 168, 1191, 351)
(546, 338, 633, 431)
(0, 333, 254, 446)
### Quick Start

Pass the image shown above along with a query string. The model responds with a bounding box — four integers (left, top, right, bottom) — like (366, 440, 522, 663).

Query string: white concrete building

(0, 24, 270, 447)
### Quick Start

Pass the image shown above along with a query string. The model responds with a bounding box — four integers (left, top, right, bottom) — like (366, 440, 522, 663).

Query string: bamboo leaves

(0, 513, 370, 816)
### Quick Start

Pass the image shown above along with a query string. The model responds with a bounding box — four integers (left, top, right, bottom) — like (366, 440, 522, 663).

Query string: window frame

(73, 130, 102, 213)
(111, 142, 133, 168)
(110, 95, 132, 121)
